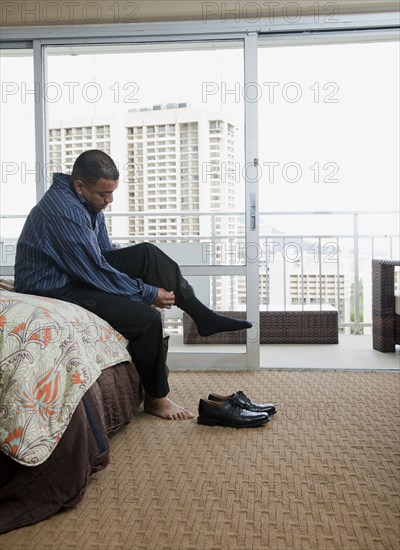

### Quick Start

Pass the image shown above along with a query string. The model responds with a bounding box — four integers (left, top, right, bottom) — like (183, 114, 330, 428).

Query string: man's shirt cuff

(142, 284, 158, 306)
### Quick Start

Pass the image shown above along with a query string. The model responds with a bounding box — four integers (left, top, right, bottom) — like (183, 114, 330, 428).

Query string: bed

(0, 284, 159, 534)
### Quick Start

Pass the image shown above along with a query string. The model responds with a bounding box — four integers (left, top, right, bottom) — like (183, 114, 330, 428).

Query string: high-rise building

(125, 103, 237, 242)
(49, 125, 111, 174)
(288, 255, 348, 326)
(49, 104, 239, 240)
(49, 121, 113, 231)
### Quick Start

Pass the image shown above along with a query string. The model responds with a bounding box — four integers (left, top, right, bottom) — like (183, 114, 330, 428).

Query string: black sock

(180, 297, 252, 337)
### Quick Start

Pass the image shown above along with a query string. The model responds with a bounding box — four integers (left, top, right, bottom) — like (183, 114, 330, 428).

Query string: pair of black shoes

(198, 391, 277, 428)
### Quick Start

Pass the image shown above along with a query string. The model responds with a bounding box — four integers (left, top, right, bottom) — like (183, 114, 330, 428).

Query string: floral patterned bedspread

(0, 290, 130, 466)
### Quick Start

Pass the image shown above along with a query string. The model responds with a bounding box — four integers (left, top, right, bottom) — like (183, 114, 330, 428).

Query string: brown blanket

(0, 361, 142, 534)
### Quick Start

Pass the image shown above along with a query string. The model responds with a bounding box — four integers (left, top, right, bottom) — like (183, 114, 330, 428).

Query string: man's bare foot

(144, 395, 195, 420)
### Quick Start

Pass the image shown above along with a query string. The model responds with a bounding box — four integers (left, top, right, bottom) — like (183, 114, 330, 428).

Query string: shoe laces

(225, 399, 246, 429)
(228, 393, 255, 416)
(227, 395, 245, 408)
(235, 391, 251, 405)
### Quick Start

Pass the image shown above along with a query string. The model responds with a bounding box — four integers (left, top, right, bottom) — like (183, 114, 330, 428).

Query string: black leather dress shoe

(198, 398, 269, 428)
(208, 391, 277, 416)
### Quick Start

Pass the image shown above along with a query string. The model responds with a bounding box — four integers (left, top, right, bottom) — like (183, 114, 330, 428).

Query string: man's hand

(154, 288, 175, 309)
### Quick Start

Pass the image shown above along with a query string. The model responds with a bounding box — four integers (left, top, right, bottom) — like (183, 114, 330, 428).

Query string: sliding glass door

(257, 37, 399, 339)
(45, 39, 259, 368)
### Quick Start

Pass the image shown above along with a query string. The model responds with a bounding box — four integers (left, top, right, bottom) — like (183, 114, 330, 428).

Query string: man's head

(71, 150, 119, 213)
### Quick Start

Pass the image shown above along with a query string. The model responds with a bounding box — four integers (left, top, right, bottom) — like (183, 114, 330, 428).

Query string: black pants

(48, 243, 195, 398)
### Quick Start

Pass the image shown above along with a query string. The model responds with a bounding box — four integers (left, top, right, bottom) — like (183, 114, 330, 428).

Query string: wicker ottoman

(183, 305, 338, 344)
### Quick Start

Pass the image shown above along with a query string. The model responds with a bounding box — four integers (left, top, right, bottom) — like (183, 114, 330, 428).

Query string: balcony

(1, 210, 399, 371)
(168, 333, 399, 371)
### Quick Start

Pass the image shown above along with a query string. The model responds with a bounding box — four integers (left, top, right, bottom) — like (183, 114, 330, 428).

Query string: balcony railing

(1, 210, 398, 335)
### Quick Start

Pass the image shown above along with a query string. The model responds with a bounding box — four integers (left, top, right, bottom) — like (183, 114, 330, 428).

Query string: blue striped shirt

(14, 173, 157, 305)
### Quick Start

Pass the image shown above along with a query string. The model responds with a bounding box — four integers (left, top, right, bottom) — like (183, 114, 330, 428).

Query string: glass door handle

(250, 192, 256, 231)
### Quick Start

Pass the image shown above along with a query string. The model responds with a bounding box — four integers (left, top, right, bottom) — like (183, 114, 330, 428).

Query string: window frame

(1, 13, 397, 368)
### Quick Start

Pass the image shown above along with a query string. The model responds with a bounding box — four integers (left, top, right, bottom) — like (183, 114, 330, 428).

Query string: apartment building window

(48, 125, 111, 174)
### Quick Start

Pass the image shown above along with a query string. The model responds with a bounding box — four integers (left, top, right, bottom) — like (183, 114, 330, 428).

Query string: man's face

(73, 178, 118, 213)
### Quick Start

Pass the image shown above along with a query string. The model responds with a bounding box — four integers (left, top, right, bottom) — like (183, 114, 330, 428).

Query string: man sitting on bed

(14, 149, 252, 421)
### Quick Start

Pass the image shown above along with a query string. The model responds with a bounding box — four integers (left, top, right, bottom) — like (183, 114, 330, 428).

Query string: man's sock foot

(197, 313, 252, 337)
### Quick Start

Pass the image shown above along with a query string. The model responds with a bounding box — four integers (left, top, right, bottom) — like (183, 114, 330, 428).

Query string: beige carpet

(1, 370, 399, 550)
